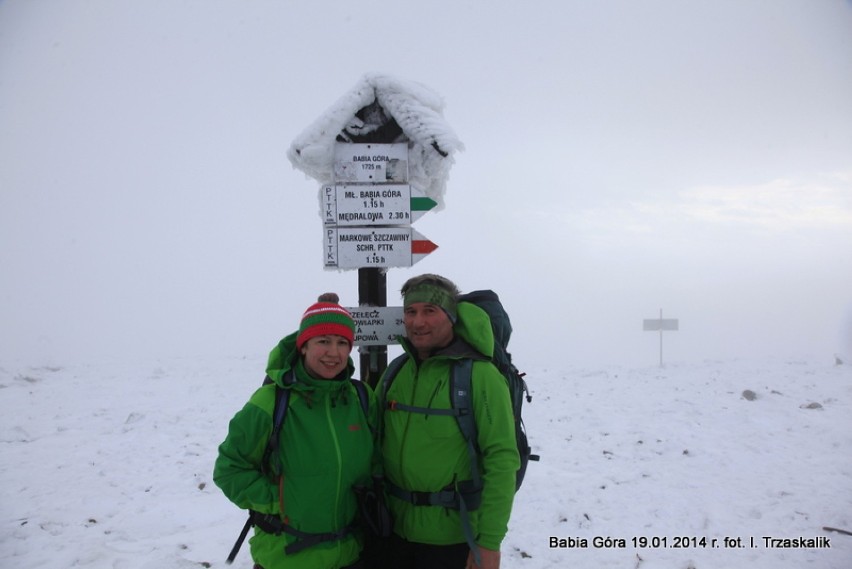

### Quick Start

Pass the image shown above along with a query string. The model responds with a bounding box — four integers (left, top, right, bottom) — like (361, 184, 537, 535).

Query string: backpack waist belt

(385, 478, 482, 510)
(249, 511, 356, 555)
(385, 478, 482, 562)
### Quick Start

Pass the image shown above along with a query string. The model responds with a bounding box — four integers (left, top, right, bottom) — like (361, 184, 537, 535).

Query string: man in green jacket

(214, 296, 378, 569)
(379, 274, 520, 569)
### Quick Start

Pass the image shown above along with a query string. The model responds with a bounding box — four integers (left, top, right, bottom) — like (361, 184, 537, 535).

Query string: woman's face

(301, 335, 352, 379)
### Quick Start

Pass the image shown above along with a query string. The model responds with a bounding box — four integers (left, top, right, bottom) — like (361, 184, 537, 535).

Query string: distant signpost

(643, 309, 679, 367)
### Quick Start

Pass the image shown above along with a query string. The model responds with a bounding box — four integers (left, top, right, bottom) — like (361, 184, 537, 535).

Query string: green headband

(403, 283, 457, 321)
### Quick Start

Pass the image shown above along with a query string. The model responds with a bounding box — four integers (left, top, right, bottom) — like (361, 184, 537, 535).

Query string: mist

(2, 0, 851, 368)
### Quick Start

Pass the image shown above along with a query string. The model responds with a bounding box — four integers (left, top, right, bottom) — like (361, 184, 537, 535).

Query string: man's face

(403, 302, 454, 358)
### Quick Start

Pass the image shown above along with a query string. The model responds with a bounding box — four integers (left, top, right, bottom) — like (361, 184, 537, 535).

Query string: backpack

(381, 289, 540, 490)
(226, 372, 371, 564)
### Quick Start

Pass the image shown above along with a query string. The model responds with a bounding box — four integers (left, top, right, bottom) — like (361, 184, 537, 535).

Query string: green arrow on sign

(411, 196, 437, 211)
(410, 195, 437, 223)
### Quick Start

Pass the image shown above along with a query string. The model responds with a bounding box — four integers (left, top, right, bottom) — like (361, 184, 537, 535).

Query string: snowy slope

(1, 356, 850, 568)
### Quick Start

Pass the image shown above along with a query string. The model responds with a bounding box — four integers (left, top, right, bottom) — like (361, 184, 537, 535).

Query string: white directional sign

(324, 226, 437, 269)
(320, 142, 439, 271)
(333, 143, 409, 184)
(643, 319, 679, 331)
(347, 306, 405, 346)
(322, 184, 436, 226)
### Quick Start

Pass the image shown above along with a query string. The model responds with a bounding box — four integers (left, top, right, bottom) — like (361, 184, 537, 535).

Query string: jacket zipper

(397, 363, 420, 487)
(326, 394, 343, 558)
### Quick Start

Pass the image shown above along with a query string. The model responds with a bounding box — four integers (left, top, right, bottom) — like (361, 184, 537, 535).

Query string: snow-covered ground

(1, 355, 850, 568)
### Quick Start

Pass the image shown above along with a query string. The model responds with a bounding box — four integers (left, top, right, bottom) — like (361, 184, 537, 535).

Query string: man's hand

(466, 547, 500, 569)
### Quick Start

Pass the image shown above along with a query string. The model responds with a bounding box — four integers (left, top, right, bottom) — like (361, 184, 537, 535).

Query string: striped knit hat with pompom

(296, 293, 356, 349)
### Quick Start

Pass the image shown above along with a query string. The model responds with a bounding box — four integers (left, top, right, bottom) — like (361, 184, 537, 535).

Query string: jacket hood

(454, 300, 494, 358)
(265, 331, 357, 389)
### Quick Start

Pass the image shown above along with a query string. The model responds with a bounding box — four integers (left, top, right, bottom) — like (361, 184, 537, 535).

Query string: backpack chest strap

(386, 400, 465, 416)
(384, 359, 473, 419)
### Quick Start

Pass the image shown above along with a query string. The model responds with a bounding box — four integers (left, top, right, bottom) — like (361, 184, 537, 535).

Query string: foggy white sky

(1, 0, 851, 367)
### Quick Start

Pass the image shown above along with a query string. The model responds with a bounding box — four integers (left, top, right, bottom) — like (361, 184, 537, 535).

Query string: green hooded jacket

(214, 331, 377, 569)
(379, 301, 521, 551)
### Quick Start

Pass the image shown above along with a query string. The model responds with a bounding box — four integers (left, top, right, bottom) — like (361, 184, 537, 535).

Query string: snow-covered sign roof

(287, 73, 464, 210)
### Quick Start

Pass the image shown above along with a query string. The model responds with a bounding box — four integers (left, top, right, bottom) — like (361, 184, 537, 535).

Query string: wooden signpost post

(325, 141, 438, 384)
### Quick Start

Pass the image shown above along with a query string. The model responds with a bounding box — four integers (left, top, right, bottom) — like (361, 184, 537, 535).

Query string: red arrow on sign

(412, 239, 438, 254)
(411, 230, 438, 266)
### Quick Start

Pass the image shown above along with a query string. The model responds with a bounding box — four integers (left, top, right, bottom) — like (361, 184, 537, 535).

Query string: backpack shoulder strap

(349, 378, 371, 427)
(379, 353, 409, 407)
(262, 370, 295, 477)
(269, 388, 290, 445)
(450, 359, 476, 439)
(450, 359, 481, 488)
(381, 354, 408, 393)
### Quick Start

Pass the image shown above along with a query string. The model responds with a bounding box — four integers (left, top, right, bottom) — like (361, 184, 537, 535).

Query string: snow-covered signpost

(288, 74, 462, 385)
(321, 143, 439, 270)
(643, 309, 679, 367)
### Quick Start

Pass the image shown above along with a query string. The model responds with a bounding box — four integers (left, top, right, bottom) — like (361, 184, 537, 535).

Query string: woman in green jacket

(214, 294, 377, 569)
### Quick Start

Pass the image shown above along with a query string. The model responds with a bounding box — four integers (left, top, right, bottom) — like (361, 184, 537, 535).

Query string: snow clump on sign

(287, 73, 463, 210)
